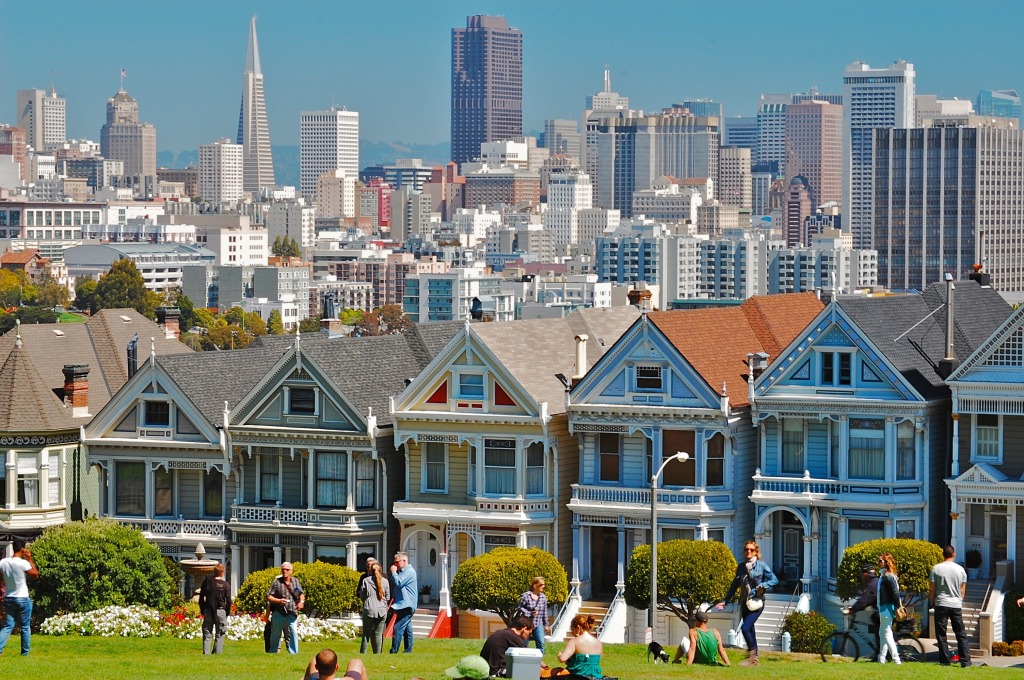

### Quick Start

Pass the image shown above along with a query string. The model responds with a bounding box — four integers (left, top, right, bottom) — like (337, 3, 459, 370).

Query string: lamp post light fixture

(650, 450, 690, 635)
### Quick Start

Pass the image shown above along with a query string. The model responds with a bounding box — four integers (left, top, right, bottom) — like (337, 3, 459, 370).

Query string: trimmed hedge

(450, 547, 568, 625)
(624, 539, 737, 624)
(783, 611, 836, 653)
(234, 561, 361, 618)
(836, 538, 942, 607)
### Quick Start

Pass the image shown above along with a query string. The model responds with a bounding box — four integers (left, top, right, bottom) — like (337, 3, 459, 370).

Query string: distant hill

(157, 140, 451, 189)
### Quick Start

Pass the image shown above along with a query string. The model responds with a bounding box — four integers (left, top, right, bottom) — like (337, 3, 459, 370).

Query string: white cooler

(506, 647, 543, 680)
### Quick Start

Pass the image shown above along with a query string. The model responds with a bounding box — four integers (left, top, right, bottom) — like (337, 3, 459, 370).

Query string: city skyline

(3, 1, 1024, 154)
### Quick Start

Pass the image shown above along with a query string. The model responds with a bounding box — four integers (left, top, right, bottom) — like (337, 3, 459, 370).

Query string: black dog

(648, 640, 670, 663)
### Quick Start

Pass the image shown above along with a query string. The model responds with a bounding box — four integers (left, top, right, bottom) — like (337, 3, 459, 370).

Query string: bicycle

(820, 610, 925, 662)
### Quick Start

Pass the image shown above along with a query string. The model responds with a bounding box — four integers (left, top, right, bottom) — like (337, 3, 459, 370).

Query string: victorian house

(389, 308, 639, 626)
(566, 294, 823, 642)
(947, 301, 1024, 582)
(748, 280, 1010, 615)
(83, 326, 459, 592)
(0, 309, 189, 543)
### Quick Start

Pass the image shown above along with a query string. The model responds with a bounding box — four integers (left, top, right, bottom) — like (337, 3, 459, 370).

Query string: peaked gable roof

(647, 293, 824, 408)
(0, 309, 192, 419)
(0, 342, 75, 432)
(837, 281, 1011, 399)
(947, 303, 1024, 383)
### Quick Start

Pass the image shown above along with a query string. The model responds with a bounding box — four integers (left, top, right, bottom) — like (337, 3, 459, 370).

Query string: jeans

(268, 610, 299, 654)
(739, 606, 762, 652)
(361, 614, 386, 654)
(0, 597, 32, 656)
(934, 605, 971, 666)
(530, 625, 546, 652)
(202, 607, 228, 654)
(877, 606, 900, 663)
(390, 607, 414, 653)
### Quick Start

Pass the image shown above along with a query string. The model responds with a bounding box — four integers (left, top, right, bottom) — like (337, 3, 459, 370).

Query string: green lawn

(57, 312, 87, 323)
(2, 636, 1021, 679)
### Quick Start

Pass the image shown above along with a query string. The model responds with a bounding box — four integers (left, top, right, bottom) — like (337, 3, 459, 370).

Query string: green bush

(451, 547, 568, 625)
(783, 611, 836, 653)
(31, 518, 176, 620)
(836, 538, 943, 608)
(624, 539, 736, 624)
(1004, 589, 1024, 642)
(234, 561, 361, 618)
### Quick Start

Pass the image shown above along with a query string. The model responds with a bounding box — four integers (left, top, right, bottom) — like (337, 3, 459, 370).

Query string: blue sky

(3, 1, 1023, 152)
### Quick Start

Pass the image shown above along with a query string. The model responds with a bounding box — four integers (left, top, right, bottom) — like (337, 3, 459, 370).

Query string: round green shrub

(836, 538, 942, 608)
(783, 611, 836, 653)
(31, 518, 176, 620)
(624, 539, 736, 624)
(450, 547, 568, 625)
(1004, 588, 1024, 642)
(234, 561, 361, 618)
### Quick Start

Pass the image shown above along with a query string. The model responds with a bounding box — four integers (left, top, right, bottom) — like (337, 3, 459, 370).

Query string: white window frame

(315, 450, 347, 508)
(258, 452, 281, 503)
(285, 385, 320, 416)
(781, 418, 805, 475)
(525, 533, 546, 550)
(422, 442, 448, 493)
(525, 442, 545, 496)
(972, 413, 1003, 463)
(635, 365, 664, 391)
(483, 439, 517, 496)
(457, 372, 485, 400)
(848, 418, 885, 480)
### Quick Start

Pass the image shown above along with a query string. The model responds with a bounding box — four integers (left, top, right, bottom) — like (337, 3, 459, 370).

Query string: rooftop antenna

(604, 65, 611, 92)
(119, 66, 126, 92)
(50, 68, 56, 97)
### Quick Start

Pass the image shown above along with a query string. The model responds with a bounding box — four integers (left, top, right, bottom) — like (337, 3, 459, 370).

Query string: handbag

(895, 605, 909, 621)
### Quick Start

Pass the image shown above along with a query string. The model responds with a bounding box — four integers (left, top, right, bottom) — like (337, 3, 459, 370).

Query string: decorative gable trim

(949, 305, 1024, 380)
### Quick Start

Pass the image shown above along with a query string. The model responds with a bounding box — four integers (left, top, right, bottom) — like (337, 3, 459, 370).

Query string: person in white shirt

(0, 539, 39, 656)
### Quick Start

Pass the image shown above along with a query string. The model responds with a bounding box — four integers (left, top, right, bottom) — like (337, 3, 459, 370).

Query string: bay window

(896, 421, 916, 480)
(116, 461, 145, 516)
(17, 454, 38, 506)
(355, 453, 375, 509)
(706, 433, 725, 487)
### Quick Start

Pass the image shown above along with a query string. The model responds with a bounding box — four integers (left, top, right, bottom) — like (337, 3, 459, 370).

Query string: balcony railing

(474, 498, 552, 515)
(230, 503, 383, 528)
(751, 470, 922, 502)
(119, 518, 226, 539)
(570, 484, 709, 510)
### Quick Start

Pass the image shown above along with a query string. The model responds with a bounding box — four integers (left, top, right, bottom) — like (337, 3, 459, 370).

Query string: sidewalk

(916, 637, 1024, 668)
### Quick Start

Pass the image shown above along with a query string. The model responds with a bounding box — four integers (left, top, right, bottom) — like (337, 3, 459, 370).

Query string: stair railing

(769, 580, 803, 648)
(595, 588, 625, 643)
(548, 583, 582, 643)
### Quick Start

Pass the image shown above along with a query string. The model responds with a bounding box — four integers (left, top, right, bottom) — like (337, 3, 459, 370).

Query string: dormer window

(144, 401, 170, 427)
(458, 373, 485, 400)
(636, 365, 663, 390)
(289, 388, 316, 414)
(821, 351, 852, 386)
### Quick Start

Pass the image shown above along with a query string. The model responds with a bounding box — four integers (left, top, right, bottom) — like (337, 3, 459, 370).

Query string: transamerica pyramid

(237, 16, 275, 194)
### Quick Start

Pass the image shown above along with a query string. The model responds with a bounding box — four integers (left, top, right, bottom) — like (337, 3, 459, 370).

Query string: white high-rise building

(719, 146, 752, 211)
(237, 17, 275, 195)
(199, 138, 244, 203)
(316, 169, 356, 219)
(266, 200, 317, 250)
(17, 87, 66, 151)
(299, 107, 359, 200)
(544, 169, 594, 245)
(843, 60, 915, 250)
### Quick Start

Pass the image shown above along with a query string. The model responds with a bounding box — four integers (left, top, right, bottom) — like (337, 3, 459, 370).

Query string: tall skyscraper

(873, 121, 1024, 293)
(450, 15, 523, 166)
(237, 16, 275, 194)
(299, 107, 359, 200)
(756, 94, 790, 172)
(541, 119, 581, 160)
(16, 87, 66, 151)
(843, 60, 916, 250)
(719, 146, 752, 211)
(975, 89, 1022, 124)
(785, 100, 843, 207)
(583, 69, 639, 206)
(199, 138, 244, 203)
(100, 89, 157, 182)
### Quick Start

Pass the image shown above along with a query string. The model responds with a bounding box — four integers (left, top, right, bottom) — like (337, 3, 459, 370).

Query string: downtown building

(100, 89, 157, 192)
(583, 69, 639, 207)
(237, 17, 275, 194)
(785, 99, 842, 208)
(843, 60, 916, 250)
(450, 15, 523, 166)
(16, 86, 66, 151)
(300, 108, 359, 201)
(198, 138, 244, 203)
(873, 120, 1024, 293)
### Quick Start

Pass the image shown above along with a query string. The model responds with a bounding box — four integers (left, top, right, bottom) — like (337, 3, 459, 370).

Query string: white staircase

(934, 579, 988, 656)
(410, 606, 437, 639)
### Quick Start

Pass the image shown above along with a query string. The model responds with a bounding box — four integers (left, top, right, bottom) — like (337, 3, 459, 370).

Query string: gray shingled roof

(0, 342, 76, 432)
(472, 306, 641, 413)
(0, 309, 192, 421)
(837, 280, 1012, 400)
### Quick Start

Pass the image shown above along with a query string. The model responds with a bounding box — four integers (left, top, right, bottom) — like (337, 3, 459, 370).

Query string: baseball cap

(445, 655, 491, 679)
(695, 611, 709, 623)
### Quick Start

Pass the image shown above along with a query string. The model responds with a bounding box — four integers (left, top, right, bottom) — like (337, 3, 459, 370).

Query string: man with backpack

(198, 563, 232, 654)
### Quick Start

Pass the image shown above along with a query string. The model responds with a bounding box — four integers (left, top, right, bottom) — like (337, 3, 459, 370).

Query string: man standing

(480, 615, 533, 677)
(198, 563, 232, 654)
(267, 562, 305, 654)
(0, 539, 39, 656)
(389, 552, 417, 654)
(930, 545, 970, 667)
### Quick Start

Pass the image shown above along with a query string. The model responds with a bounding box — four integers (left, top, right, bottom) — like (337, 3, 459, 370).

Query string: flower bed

(41, 605, 357, 641)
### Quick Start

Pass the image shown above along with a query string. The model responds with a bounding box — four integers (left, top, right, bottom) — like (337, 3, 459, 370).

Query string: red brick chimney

(62, 364, 90, 417)
(156, 306, 181, 339)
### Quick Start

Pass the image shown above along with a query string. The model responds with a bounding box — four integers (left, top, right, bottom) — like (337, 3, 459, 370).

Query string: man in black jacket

(198, 563, 232, 654)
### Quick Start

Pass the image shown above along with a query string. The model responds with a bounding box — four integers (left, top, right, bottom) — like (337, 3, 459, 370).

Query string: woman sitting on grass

(557, 614, 603, 680)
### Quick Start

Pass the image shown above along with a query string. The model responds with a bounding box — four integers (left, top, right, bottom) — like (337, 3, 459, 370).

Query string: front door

(777, 512, 803, 590)
(990, 511, 1007, 579)
(410, 530, 441, 602)
(590, 527, 618, 598)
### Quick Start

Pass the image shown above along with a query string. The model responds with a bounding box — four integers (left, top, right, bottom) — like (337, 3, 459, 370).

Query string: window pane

(459, 374, 485, 399)
(316, 451, 346, 507)
(526, 442, 544, 495)
(425, 443, 446, 491)
(662, 430, 695, 486)
(599, 433, 620, 482)
(782, 419, 804, 474)
(355, 454, 375, 509)
(636, 365, 663, 390)
(290, 388, 316, 414)
(706, 433, 725, 487)
(204, 471, 223, 517)
(897, 421, 915, 480)
(976, 414, 999, 459)
(484, 440, 516, 495)
(145, 401, 170, 426)
(849, 419, 884, 479)
(48, 452, 61, 504)
(258, 449, 280, 502)
(116, 462, 145, 515)
(155, 467, 173, 516)
(468, 446, 477, 495)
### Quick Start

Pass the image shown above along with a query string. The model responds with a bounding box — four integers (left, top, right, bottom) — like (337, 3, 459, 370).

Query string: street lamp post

(650, 450, 690, 635)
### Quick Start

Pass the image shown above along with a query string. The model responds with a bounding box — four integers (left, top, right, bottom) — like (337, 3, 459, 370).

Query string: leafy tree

(267, 309, 285, 335)
(287, 236, 302, 257)
(37, 278, 71, 309)
(204, 323, 251, 350)
(224, 306, 245, 327)
(244, 311, 268, 336)
(272, 235, 284, 256)
(299, 316, 322, 334)
(0, 269, 27, 307)
(836, 538, 943, 609)
(0, 306, 60, 334)
(450, 547, 568, 625)
(355, 304, 412, 336)
(340, 308, 365, 326)
(30, 518, 176, 620)
(168, 289, 198, 331)
(193, 307, 216, 330)
(73, 277, 97, 312)
(234, 562, 361, 618)
(94, 259, 153, 317)
(624, 539, 737, 625)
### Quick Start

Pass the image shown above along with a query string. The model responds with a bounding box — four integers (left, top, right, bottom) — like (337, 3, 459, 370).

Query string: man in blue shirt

(389, 552, 418, 653)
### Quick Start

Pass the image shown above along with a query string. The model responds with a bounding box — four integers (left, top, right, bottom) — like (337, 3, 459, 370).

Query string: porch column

(1006, 510, 1014, 580)
(230, 544, 241, 595)
(273, 538, 282, 567)
(5, 450, 14, 510)
(950, 411, 961, 477)
(346, 541, 358, 569)
(698, 522, 709, 541)
(615, 525, 626, 589)
(306, 449, 315, 510)
(571, 523, 581, 585)
(144, 459, 153, 518)
(440, 551, 451, 613)
(39, 448, 50, 509)
(837, 517, 848, 559)
(802, 533, 813, 583)
(951, 496, 964, 557)
(517, 529, 528, 549)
